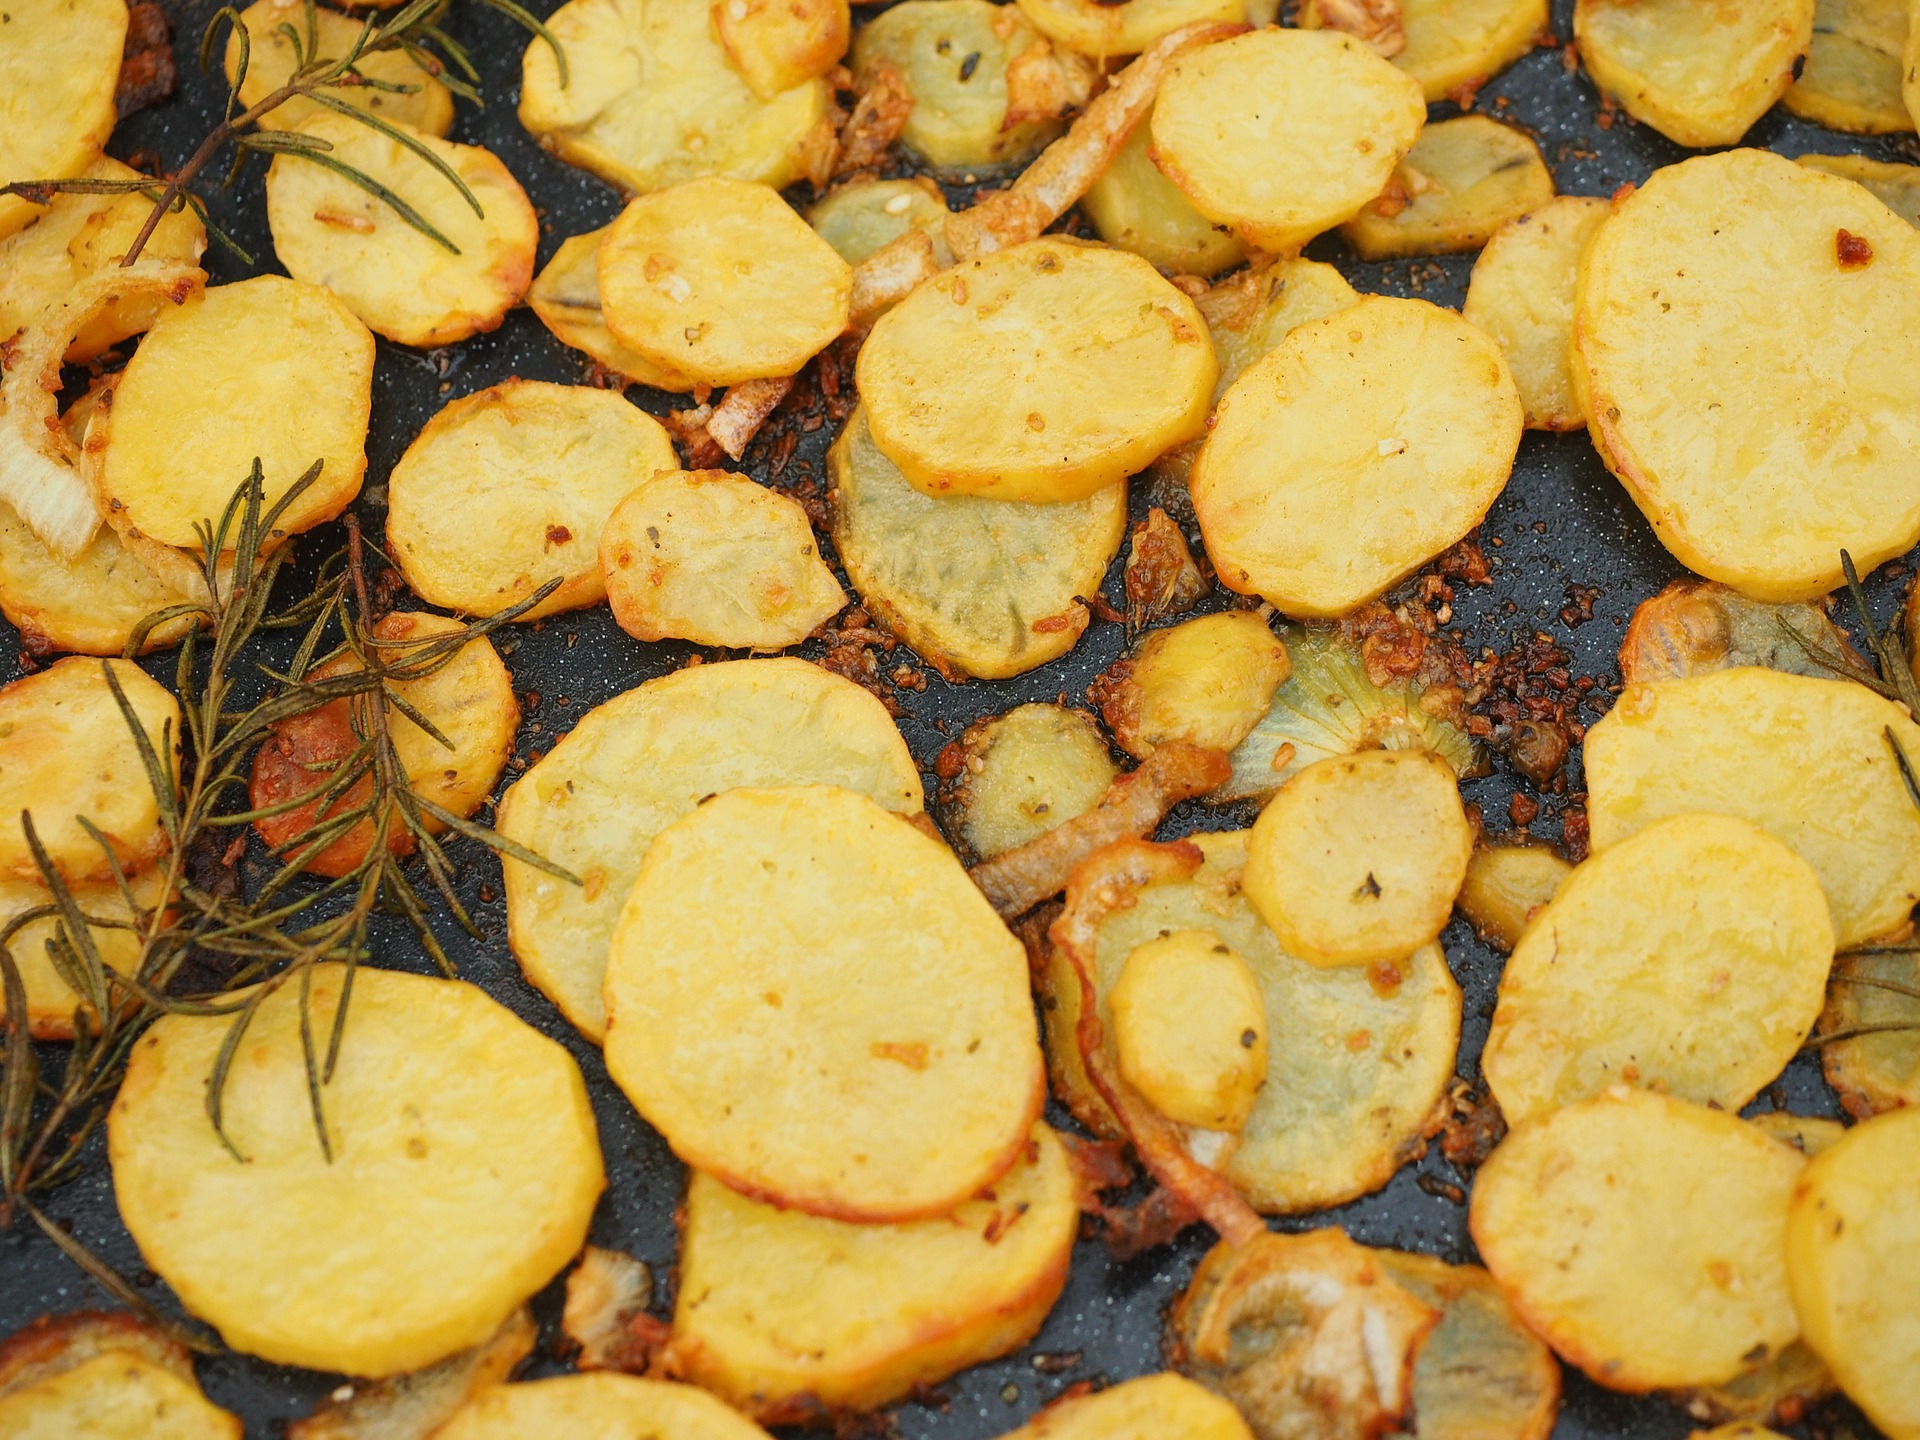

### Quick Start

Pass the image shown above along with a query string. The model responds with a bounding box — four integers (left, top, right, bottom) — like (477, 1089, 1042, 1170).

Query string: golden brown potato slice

(995, 1373, 1254, 1440)
(287, 1309, 536, 1440)
(1194, 295, 1521, 618)
(1341, 117, 1556, 260)
(1617, 579, 1860, 685)
(940, 703, 1118, 861)
(859, 237, 1214, 502)
(1454, 841, 1570, 951)
(1749, 1113, 1849, 1156)
(387, 381, 680, 621)
(1014, 0, 1247, 58)
(518, 0, 832, 195)
(526, 229, 694, 390)
(600, 469, 846, 649)
(1574, 0, 1814, 146)
(604, 786, 1042, 1222)
(108, 964, 604, 1377)
(0, 0, 125, 242)
(808, 177, 951, 266)
(1483, 814, 1834, 1126)
(1083, 123, 1246, 277)
(265, 114, 538, 348)
(0, 502, 198, 658)
(1785, 0, 1915, 131)
(1907, 2, 1920, 127)
(496, 660, 923, 1040)
(1471, 1090, 1804, 1391)
(1150, 28, 1427, 253)
(1796, 151, 1920, 225)
(435, 1374, 774, 1440)
(828, 407, 1126, 679)
(1101, 612, 1293, 761)
(0, 1352, 240, 1439)
(93, 275, 373, 553)
(1574, 150, 1920, 600)
(714, 0, 849, 100)
(1304, 0, 1548, 101)
(1585, 668, 1920, 950)
(1820, 947, 1920, 1117)
(1111, 931, 1268, 1131)
(598, 179, 850, 388)
(0, 1311, 195, 1399)
(0, 869, 170, 1041)
(667, 1125, 1077, 1416)
(223, 0, 454, 135)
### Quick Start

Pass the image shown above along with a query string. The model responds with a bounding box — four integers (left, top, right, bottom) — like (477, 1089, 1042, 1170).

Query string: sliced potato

(1455, 841, 1570, 951)
(1796, 150, 1920, 225)
(1585, 667, 1920, 950)
(1100, 612, 1293, 761)
(0, 0, 125, 242)
(1150, 28, 1427, 253)
(1618, 579, 1859, 685)
(714, 0, 849, 99)
(808, 177, 951, 266)
(1574, 150, 1920, 600)
(224, 0, 454, 135)
(827, 407, 1126, 678)
(1785, 0, 1915, 131)
(667, 1124, 1077, 1416)
(1014, 0, 1247, 58)
(1083, 122, 1246, 277)
(859, 237, 1215, 502)
(434, 1374, 774, 1440)
(1820, 949, 1920, 1116)
(1112, 931, 1267, 1131)
(0, 869, 170, 1041)
(109, 964, 604, 1376)
(265, 114, 537, 348)
(287, 1309, 536, 1440)
(1472, 1089, 1804, 1391)
(1194, 295, 1521, 618)
(1341, 117, 1556, 260)
(0, 1352, 240, 1440)
(1574, 0, 1814, 146)
(941, 703, 1118, 861)
(0, 502, 197, 657)
(518, 0, 832, 195)
(1305, 0, 1548, 101)
(1908, 4, 1920, 128)
(603, 785, 1043, 1221)
(995, 1373, 1254, 1440)
(526, 228, 693, 390)
(0, 1312, 194, 1399)
(497, 659, 922, 1041)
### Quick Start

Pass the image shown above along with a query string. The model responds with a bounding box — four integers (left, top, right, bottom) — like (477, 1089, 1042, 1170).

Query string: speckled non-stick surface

(2, 3, 1913, 1435)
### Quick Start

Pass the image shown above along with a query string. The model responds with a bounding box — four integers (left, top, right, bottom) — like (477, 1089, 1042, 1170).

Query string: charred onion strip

(1311, 0, 1408, 57)
(847, 229, 941, 331)
(706, 376, 794, 461)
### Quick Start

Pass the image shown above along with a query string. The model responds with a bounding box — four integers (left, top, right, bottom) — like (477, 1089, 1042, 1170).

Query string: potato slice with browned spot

(1304, 0, 1548, 101)
(0, 1352, 240, 1439)
(0, 501, 198, 658)
(714, 0, 849, 100)
(940, 703, 1118, 861)
(1112, 931, 1268, 1131)
(0, 0, 125, 242)
(1454, 840, 1570, 951)
(526, 229, 694, 390)
(995, 1373, 1254, 1439)
(0, 869, 171, 1041)
(1099, 611, 1291, 760)
(224, 0, 454, 135)
(1341, 117, 1556, 260)
(1785, 0, 1914, 132)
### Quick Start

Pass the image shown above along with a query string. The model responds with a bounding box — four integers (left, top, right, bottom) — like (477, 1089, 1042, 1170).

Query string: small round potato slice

(0, 658, 179, 883)
(1193, 295, 1522, 618)
(431, 1374, 774, 1440)
(0, 1351, 240, 1439)
(1243, 749, 1473, 969)
(1574, 151, 1920, 600)
(1573, 0, 1815, 147)
(603, 785, 1044, 1221)
(713, 0, 849, 101)
(0, 502, 197, 657)
(1470, 1089, 1804, 1391)
(941, 703, 1118, 861)
(1341, 116, 1556, 261)
(1785, 0, 1915, 132)
(599, 179, 851, 389)
(827, 407, 1126, 678)
(1083, 123, 1246, 278)
(1013, 0, 1247, 58)
(600, 469, 845, 650)
(108, 964, 605, 1377)
(808, 177, 951, 266)
(223, 0, 454, 135)
(667, 1124, 1077, 1416)
(93, 275, 374, 553)
(1482, 814, 1835, 1126)
(1149, 28, 1427, 254)
(1820, 949, 1920, 1116)
(526, 229, 693, 391)
(0, 869, 171, 1041)
(1784, 1106, 1920, 1437)
(1796, 151, 1920, 226)
(1111, 931, 1268, 1131)
(1102, 611, 1293, 760)
(388, 381, 680, 621)
(1303, 0, 1549, 101)
(496, 660, 923, 1041)
(1454, 840, 1571, 952)
(857, 237, 1215, 503)
(0, 0, 125, 242)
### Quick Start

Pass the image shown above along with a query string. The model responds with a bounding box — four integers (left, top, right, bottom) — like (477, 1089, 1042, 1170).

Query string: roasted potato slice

(1100, 612, 1293, 761)
(1341, 117, 1556, 260)
(994, 1372, 1254, 1440)
(859, 237, 1214, 502)
(1454, 840, 1570, 951)
(288, 1309, 536, 1440)
(1573, 0, 1814, 146)
(1193, 295, 1522, 618)
(0, 869, 170, 1041)
(0, 502, 197, 658)
(0, 0, 125, 242)
(1083, 123, 1246, 278)
(434, 1374, 774, 1439)
(518, 0, 832, 196)
(600, 469, 846, 649)
(1574, 150, 1920, 600)
(1907, 4, 1920, 127)
(1819, 949, 1920, 1116)
(941, 703, 1119, 861)
(0, 1312, 194, 1399)
(713, 0, 849, 100)
(1150, 28, 1427, 253)
(1785, 0, 1914, 131)
(1304, 0, 1548, 101)
(1471, 1089, 1804, 1391)
(526, 229, 694, 390)
(224, 0, 454, 135)
(1483, 814, 1834, 1125)
(1585, 668, 1920, 950)
(1014, 0, 1248, 58)
(1111, 931, 1268, 1131)
(1618, 579, 1861, 685)
(496, 659, 922, 1040)
(108, 964, 604, 1377)
(0, 1351, 240, 1439)
(1796, 150, 1920, 225)
(666, 1125, 1077, 1416)
(808, 177, 952, 266)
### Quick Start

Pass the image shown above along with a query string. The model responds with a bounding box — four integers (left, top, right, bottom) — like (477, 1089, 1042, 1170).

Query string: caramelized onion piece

(705, 376, 793, 461)
(288, 1310, 536, 1440)
(563, 1247, 662, 1374)
(1311, 0, 1406, 56)
(1619, 579, 1862, 685)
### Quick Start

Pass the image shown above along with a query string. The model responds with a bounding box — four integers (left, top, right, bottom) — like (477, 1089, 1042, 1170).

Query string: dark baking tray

(2, 2, 1914, 1435)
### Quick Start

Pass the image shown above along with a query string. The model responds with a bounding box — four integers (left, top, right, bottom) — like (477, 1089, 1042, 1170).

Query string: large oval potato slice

(1014, 0, 1246, 57)
(1340, 116, 1557, 261)
(667, 1124, 1077, 1416)
(1785, 0, 1915, 132)
(1797, 151, 1920, 226)
(1574, 150, 1920, 600)
(0, 869, 170, 1041)
(1573, 0, 1814, 146)
(858, 237, 1215, 503)
(108, 964, 605, 1377)
(1150, 28, 1427, 253)
(1304, 0, 1548, 100)
(941, 703, 1118, 861)
(828, 407, 1125, 679)
(526, 228, 694, 390)
(223, 0, 454, 135)
(993, 1372, 1254, 1439)
(434, 1374, 773, 1440)
(0, 501, 197, 658)
(1470, 1089, 1804, 1391)
(1193, 295, 1522, 618)
(0, 0, 125, 242)
(1483, 813, 1834, 1125)
(496, 660, 923, 1041)
(1820, 948, 1920, 1117)
(0, 1351, 241, 1440)
(1082, 120, 1246, 277)
(1584, 667, 1920, 950)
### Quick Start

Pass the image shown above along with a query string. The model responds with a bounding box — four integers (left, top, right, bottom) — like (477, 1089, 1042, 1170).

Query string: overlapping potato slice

(600, 469, 845, 649)
(1471, 1089, 1804, 1391)
(1193, 295, 1521, 618)
(1014, 0, 1247, 58)
(809, 178, 951, 266)
(1098, 612, 1292, 760)
(1341, 117, 1555, 260)
(1573, 0, 1814, 146)
(1462, 197, 1609, 431)
(1618, 579, 1860, 685)
(0, 1312, 196, 1398)
(1043, 832, 1459, 1212)
(1797, 151, 1920, 225)
(526, 229, 693, 389)
(1574, 150, 1920, 600)
(0, 1351, 240, 1439)
(666, 1125, 1078, 1416)
(223, 0, 454, 135)
(995, 1373, 1254, 1440)
(434, 1374, 774, 1440)
(1304, 0, 1548, 101)
(859, 237, 1214, 502)
(941, 703, 1118, 861)
(92, 275, 373, 553)
(1150, 28, 1426, 253)
(517, 0, 832, 195)
(109, 964, 603, 1376)
(0, 869, 170, 1041)
(1111, 931, 1268, 1131)
(265, 114, 537, 347)
(0, 0, 125, 242)
(1482, 814, 1834, 1125)
(714, 0, 848, 99)
(1084, 123, 1246, 277)
(496, 660, 922, 1040)
(1585, 668, 1920, 950)
(1785, 0, 1915, 131)
(0, 501, 198, 657)
(1819, 949, 1920, 1116)
(1908, 5, 1920, 128)
(828, 408, 1126, 678)
(287, 1309, 536, 1440)
(1455, 840, 1570, 951)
